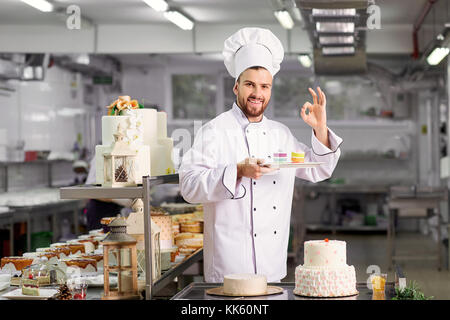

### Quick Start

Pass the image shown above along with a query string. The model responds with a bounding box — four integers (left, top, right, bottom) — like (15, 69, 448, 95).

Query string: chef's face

(233, 67, 272, 119)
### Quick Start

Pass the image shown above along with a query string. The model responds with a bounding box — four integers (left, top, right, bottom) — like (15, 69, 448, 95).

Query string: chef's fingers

(260, 166, 278, 174)
(256, 158, 266, 165)
(301, 103, 310, 120)
(318, 87, 326, 107)
(308, 87, 318, 105)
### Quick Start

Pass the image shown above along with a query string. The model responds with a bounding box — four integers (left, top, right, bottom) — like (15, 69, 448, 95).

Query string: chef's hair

(236, 66, 267, 83)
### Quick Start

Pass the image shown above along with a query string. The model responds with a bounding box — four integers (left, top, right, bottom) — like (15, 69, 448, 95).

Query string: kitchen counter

(171, 282, 396, 300)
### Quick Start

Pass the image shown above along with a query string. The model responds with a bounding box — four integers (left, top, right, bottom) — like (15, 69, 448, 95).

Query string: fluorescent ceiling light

(319, 35, 354, 45)
(274, 10, 294, 29)
(21, 0, 53, 12)
(426, 47, 450, 65)
(142, 0, 168, 12)
(163, 11, 194, 30)
(312, 8, 356, 17)
(298, 54, 312, 68)
(316, 22, 354, 33)
(322, 46, 355, 55)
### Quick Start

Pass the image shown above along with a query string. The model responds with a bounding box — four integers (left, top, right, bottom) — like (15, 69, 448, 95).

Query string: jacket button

(254, 233, 257, 237)
(253, 181, 256, 185)
(273, 181, 276, 184)
(274, 230, 277, 234)
(263, 132, 266, 135)
(273, 206, 276, 210)
(253, 208, 256, 211)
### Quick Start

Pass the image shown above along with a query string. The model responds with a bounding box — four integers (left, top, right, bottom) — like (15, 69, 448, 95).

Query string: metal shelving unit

(60, 174, 202, 300)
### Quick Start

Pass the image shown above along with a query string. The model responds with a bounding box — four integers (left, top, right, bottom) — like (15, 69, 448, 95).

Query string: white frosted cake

(95, 96, 175, 185)
(223, 274, 267, 296)
(294, 239, 357, 297)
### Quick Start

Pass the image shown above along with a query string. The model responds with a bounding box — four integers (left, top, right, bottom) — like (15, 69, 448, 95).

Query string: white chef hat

(223, 27, 284, 80)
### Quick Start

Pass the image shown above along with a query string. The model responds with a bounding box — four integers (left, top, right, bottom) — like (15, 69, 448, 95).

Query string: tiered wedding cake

(293, 239, 357, 297)
(95, 96, 175, 185)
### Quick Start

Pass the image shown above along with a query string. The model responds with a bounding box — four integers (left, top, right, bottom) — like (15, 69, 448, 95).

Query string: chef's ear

(233, 80, 239, 96)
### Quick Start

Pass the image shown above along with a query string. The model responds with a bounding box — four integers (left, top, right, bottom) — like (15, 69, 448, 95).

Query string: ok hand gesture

(300, 87, 327, 131)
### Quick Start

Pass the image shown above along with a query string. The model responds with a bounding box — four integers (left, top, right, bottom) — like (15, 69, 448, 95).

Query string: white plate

(0, 282, 9, 291)
(2, 288, 57, 300)
(265, 162, 325, 169)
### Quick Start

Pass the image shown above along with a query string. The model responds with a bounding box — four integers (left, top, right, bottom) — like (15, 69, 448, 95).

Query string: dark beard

(237, 95, 269, 118)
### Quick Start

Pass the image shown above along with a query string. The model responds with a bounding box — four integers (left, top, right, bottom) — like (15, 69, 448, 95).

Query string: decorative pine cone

(55, 284, 72, 300)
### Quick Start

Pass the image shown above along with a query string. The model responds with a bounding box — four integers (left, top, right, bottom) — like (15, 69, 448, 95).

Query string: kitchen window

(172, 74, 217, 120)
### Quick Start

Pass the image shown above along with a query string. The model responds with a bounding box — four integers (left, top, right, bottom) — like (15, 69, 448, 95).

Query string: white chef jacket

(179, 103, 343, 282)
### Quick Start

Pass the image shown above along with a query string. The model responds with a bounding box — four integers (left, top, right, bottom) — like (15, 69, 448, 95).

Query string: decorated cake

(0, 257, 34, 272)
(95, 95, 174, 185)
(294, 239, 357, 297)
(21, 278, 39, 296)
(223, 274, 267, 296)
(60, 258, 97, 274)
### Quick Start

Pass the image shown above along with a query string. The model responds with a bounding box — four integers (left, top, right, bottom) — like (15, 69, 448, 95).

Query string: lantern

(101, 218, 140, 300)
(103, 123, 138, 187)
(126, 199, 161, 282)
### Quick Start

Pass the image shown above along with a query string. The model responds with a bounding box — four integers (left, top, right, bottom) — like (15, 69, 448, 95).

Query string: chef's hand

(301, 87, 330, 148)
(237, 158, 277, 180)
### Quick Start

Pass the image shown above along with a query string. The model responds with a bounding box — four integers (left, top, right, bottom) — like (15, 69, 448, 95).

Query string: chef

(179, 27, 343, 283)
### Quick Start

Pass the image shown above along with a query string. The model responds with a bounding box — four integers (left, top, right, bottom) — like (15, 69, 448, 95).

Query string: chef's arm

(295, 127, 343, 183)
(179, 125, 246, 204)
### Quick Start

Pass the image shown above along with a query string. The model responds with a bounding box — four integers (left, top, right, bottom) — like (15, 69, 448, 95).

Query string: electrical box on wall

(392, 92, 410, 119)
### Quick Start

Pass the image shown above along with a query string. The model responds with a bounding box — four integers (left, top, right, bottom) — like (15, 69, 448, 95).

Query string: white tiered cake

(293, 239, 357, 297)
(95, 96, 175, 185)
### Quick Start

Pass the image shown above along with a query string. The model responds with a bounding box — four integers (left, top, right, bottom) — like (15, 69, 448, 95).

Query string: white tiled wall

(0, 66, 92, 153)
(0, 65, 94, 191)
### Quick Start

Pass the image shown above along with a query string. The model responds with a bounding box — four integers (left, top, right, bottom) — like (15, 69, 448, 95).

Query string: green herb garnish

(392, 281, 433, 300)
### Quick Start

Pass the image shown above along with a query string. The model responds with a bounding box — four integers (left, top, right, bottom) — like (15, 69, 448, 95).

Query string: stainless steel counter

(171, 282, 396, 300)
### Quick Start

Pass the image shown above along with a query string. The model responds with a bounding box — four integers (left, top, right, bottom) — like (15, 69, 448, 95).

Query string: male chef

(179, 27, 343, 283)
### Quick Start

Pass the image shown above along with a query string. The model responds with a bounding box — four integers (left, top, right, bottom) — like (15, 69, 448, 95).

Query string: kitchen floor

(284, 231, 450, 300)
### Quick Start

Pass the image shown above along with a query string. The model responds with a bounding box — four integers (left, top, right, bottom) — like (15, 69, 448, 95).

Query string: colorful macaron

(291, 152, 305, 163)
(273, 152, 288, 163)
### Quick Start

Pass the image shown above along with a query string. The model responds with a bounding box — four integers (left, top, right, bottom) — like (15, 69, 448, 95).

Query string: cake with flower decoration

(293, 239, 357, 297)
(95, 95, 175, 185)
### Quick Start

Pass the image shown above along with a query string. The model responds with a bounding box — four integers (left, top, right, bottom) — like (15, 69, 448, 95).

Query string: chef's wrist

(237, 163, 243, 179)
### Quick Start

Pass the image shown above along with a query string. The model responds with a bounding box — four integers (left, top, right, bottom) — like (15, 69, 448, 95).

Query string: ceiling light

(319, 35, 354, 45)
(21, 0, 53, 12)
(142, 0, 168, 12)
(274, 10, 294, 29)
(163, 11, 194, 30)
(312, 8, 356, 17)
(298, 54, 312, 68)
(316, 22, 354, 33)
(426, 47, 450, 65)
(322, 46, 355, 55)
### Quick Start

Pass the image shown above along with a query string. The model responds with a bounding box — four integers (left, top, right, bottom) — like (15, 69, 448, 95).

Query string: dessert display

(180, 220, 203, 233)
(1, 256, 34, 272)
(172, 221, 180, 237)
(151, 214, 174, 249)
(22, 252, 58, 265)
(81, 253, 104, 269)
(67, 239, 95, 254)
(60, 258, 97, 274)
(21, 278, 39, 296)
(291, 151, 305, 163)
(223, 274, 268, 296)
(95, 95, 175, 186)
(175, 233, 203, 249)
(51, 243, 85, 256)
(293, 239, 358, 297)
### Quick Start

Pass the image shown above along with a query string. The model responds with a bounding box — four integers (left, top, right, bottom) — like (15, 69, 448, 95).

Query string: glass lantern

(103, 124, 138, 187)
(101, 218, 140, 300)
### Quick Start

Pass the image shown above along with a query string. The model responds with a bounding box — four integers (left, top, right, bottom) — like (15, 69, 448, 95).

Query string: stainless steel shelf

(153, 249, 203, 294)
(59, 174, 179, 200)
(59, 174, 181, 300)
(306, 224, 388, 232)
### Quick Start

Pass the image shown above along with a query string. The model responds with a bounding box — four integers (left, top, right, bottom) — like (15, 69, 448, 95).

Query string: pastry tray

(264, 162, 324, 169)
